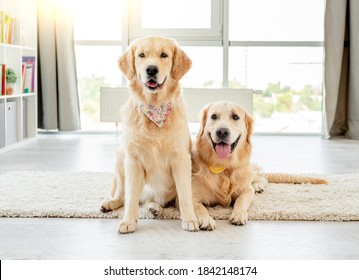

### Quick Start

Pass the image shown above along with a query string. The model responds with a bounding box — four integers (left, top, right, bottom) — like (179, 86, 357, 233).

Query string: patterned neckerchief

(140, 102, 172, 127)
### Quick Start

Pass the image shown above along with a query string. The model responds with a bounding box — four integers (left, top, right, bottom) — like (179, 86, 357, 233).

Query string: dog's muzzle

(210, 131, 241, 160)
(145, 77, 166, 91)
(144, 65, 166, 92)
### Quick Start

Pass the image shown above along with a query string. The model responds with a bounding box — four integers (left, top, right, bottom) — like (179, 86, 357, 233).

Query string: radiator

(100, 87, 128, 122)
(100, 87, 253, 123)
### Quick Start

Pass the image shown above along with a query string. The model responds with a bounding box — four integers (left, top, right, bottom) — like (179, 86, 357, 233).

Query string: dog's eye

(139, 53, 145, 58)
(211, 114, 218, 120)
(232, 114, 240, 121)
(160, 52, 168, 58)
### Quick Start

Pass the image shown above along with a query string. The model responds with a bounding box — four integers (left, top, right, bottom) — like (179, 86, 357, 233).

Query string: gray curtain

(37, 0, 81, 131)
(323, 0, 359, 139)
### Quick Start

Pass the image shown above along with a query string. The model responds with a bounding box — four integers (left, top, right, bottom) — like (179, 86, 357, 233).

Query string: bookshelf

(0, 0, 37, 153)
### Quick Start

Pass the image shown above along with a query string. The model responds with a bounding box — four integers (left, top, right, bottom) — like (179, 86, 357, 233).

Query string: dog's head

(118, 36, 191, 95)
(196, 101, 253, 166)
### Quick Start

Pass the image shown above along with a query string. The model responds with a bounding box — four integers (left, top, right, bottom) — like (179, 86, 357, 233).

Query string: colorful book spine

(24, 64, 32, 93)
(22, 56, 35, 93)
(1, 64, 5, 95)
(21, 63, 26, 93)
(0, 11, 4, 44)
(8, 17, 15, 44)
(4, 14, 12, 44)
(0, 12, 16, 44)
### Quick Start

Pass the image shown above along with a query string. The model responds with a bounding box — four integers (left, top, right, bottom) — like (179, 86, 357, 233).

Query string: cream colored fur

(191, 101, 255, 230)
(101, 36, 198, 234)
(191, 101, 328, 231)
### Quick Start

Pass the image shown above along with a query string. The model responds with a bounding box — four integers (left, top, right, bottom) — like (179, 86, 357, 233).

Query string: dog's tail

(260, 173, 328, 184)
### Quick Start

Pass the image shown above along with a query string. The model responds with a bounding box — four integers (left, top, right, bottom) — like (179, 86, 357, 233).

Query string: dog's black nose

(216, 128, 230, 140)
(146, 65, 159, 76)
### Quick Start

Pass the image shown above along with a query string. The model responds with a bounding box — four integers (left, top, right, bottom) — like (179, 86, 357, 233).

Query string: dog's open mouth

(210, 134, 241, 160)
(146, 77, 166, 91)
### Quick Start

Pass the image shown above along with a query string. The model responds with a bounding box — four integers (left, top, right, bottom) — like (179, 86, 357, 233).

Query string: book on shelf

(0, 12, 15, 44)
(22, 56, 35, 93)
(0, 11, 4, 43)
(21, 63, 26, 93)
(1, 64, 5, 95)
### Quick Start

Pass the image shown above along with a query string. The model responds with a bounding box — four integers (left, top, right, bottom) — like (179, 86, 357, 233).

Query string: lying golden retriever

(101, 36, 199, 234)
(192, 101, 328, 230)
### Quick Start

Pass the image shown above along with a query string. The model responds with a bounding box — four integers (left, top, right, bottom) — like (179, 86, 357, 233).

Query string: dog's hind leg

(251, 174, 268, 193)
(101, 151, 125, 213)
(101, 170, 125, 213)
(143, 200, 163, 219)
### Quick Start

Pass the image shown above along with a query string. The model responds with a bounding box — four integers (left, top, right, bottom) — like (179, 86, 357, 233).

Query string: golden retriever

(101, 36, 199, 234)
(192, 101, 327, 230)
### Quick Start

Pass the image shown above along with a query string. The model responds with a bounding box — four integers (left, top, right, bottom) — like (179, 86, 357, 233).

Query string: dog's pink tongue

(215, 143, 231, 160)
(147, 80, 158, 88)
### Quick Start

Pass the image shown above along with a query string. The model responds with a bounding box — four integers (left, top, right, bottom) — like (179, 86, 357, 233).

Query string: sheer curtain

(37, 0, 81, 131)
(323, 0, 359, 139)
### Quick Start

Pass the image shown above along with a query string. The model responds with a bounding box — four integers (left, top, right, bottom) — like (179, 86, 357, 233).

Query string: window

(74, 0, 123, 41)
(229, 0, 324, 41)
(141, 0, 211, 29)
(181, 47, 223, 88)
(229, 47, 323, 132)
(228, 0, 324, 133)
(74, 0, 124, 130)
(75, 45, 122, 130)
(129, 0, 222, 40)
(229, 47, 323, 90)
(74, 0, 325, 133)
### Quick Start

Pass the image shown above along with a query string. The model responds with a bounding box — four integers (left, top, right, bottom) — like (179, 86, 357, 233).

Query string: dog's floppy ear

(196, 103, 212, 139)
(118, 43, 136, 80)
(245, 112, 254, 146)
(171, 44, 192, 81)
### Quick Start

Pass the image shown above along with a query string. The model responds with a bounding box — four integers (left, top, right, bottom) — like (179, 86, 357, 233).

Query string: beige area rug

(0, 171, 359, 221)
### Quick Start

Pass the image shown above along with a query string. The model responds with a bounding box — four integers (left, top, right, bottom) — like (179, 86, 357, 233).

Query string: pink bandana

(140, 102, 172, 127)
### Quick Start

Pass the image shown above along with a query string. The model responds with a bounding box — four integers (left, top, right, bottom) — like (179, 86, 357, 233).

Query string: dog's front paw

(181, 219, 199, 232)
(229, 210, 248, 226)
(198, 215, 216, 231)
(101, 199, 123, 213)
(118, 221, 136, 234)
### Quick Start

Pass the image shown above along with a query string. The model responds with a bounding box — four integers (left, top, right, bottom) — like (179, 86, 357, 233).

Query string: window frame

(74, 0, 324, 88)
(73, 0, 325, 134)
(128, 0, 223, 41)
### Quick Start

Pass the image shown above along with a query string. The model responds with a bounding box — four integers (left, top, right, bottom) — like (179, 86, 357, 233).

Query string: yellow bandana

(209, 165, 227, 174)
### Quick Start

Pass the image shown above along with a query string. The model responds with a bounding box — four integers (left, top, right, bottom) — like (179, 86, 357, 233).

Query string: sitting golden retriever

(192, 101, 327, 230)
(101, 36, 199, 234)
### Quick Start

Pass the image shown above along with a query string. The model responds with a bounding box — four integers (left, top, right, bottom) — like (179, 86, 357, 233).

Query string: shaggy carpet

(0, 171, 358, 221)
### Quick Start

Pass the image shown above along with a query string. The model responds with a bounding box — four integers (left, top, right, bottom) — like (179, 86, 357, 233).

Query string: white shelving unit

(0, 0, 37, 153)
